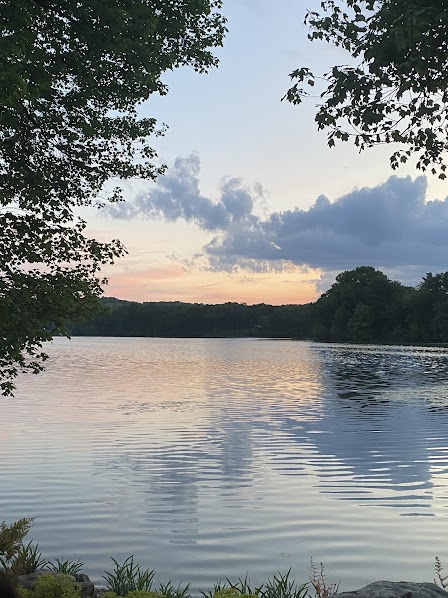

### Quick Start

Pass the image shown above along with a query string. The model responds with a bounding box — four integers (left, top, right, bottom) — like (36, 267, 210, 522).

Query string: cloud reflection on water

(5, 338, 448, 587)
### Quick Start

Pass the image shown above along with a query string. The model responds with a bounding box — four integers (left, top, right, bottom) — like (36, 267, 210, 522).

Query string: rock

(79, 580, 95, 598)
(17, 570, 75, 590)
(0, 571, 19, 598)
(332, 581, 447, 598)
(17, 570, 93, 597)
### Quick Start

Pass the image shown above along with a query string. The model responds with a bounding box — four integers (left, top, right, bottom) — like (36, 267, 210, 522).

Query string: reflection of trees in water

(280, 403, 435, 505)
(95, 345, 448, 532)
(323, 345, 448, 400)
(274, 345, 448, 511)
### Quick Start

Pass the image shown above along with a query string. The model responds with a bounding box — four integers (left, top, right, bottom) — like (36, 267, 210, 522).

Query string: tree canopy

(285, 0, 448, 177)
(0, 0, 226, 394)
(311, 266, 410, 342)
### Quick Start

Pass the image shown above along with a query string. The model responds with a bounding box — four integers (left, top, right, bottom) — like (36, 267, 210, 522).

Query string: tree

(410, 272, 448, 341)
(0, 0, 226, 394)
(347, 302, 373, 341)
(285, 0, 448, 177)
(312, 266, 408, 341)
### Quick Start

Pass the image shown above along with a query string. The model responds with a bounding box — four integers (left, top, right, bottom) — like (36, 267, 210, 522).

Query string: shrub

(23, 574, 81, 598)
(0, 518, 34, 569)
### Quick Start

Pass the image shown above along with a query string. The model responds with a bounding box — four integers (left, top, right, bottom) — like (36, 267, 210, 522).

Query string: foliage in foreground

(0, 0, 227, 396)
(0, 518, 84, 579)
(157, 581, 192, 598)
(102, 558, 190, 598)
(285, 0, 448, 178)
(17, 574, 81, 598)
(48, 558, 84, 576)
(0, 518, 34, 565)
(435, 557, 448, 591)
(201, 570, 308, 598)
(309, 559, 339, 598)
(103, 592, 167, 598)
(8, 541, 49, 576)
(2, 518, 446, 598)
(103, 556, 155, 595)
(0, 518, 39, 575)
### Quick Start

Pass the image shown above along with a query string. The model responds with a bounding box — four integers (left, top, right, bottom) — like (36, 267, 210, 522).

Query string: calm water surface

(2, 338, 448, 590)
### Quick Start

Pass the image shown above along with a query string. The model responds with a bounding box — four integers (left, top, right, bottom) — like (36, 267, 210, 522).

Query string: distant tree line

(69, 267, 448, 344)
(70, 297, 313, 339)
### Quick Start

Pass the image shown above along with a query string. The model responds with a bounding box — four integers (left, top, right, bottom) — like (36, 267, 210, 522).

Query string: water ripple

(2, 338, 448, 591)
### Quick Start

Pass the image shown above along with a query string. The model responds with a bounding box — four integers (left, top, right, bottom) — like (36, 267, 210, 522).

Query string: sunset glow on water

(3, 338, 448, 591)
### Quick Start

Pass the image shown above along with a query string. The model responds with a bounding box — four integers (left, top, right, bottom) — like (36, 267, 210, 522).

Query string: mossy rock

(17, 573, 81, 598)
(17, 570, 76, 590)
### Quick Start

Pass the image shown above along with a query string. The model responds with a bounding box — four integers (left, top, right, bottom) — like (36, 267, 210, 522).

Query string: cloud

(107, 154, 448, 284)
(205, 175, 448, 274)
(107, 153, 257, 231)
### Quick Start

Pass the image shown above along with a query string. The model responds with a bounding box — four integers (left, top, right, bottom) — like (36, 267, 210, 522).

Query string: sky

(85, 0, 448, 306)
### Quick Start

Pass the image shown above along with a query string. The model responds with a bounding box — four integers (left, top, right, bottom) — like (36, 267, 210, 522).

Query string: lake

(2, 337, 448, 592)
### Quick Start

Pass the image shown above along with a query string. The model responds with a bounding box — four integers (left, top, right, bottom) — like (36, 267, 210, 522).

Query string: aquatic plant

(157, 580, 191, 598)
(48, 558, 84, 576)
(103, 556, 155, 595)
(434, 557, 448, 591)
(201, 582, 231, 598)
(309, 558, 339, 598)
(5, 541, 49, 576)
(259, 570, 308, 598)
(202, 571, 308, 598)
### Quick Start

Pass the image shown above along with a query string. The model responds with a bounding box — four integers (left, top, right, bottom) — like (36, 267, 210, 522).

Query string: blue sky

(86, 0, 448, 304)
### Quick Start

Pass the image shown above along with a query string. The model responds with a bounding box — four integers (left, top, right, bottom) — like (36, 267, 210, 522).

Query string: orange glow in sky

(81, 0, 445, 307)
(104, 263, 320, 305)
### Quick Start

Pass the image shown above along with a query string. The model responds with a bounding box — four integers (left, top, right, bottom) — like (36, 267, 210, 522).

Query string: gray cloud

(107, 153, 257, 231)
(108, 154, 448, 284)
(205, 176, 448, 275)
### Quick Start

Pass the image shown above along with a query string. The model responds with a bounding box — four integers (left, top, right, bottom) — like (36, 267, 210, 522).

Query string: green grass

(201, 570, 308, 598)
(48, 557, 84, 575)
(7, 541, 49, 575)
(103, 556, 155, 595)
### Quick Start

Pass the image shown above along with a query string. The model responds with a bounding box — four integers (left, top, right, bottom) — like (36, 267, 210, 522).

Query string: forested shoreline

(69, 267, 448, 344)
